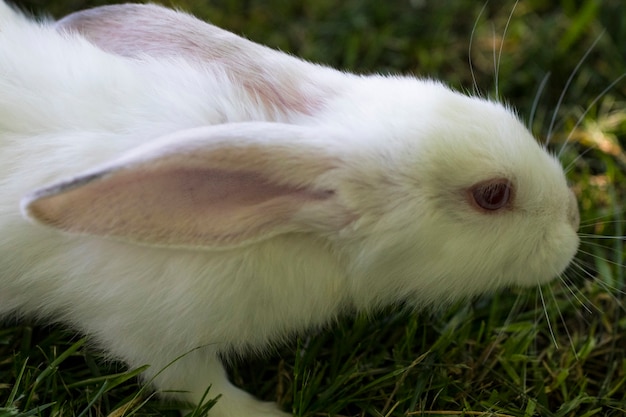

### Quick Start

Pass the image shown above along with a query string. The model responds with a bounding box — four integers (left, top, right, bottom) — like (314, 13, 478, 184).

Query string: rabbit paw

(209, 396, 290, 417)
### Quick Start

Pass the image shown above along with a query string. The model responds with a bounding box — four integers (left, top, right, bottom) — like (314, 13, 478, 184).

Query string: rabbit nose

(567, 188, 580, 231)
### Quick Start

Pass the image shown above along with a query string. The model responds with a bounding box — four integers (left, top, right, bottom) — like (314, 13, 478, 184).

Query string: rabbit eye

(468, 179, 512, 212)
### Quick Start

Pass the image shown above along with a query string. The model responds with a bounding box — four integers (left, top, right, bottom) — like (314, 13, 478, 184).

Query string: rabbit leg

(195, 362, 290, 417)
(148, 351, 290, 417)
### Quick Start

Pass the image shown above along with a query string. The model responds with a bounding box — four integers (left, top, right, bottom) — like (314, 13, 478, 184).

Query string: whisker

(560, 72, 626, 163)
(570, 257, 626, 304)
(612, 199, 624, 284)
(558, 270, 594, 314)
(580, 237, 624, 246)
(495, 0, 518, 101)
(569, 259, 606, 289)
(558, 256, 612, 316)
(563, 261, 625, 319)
(594, 278, 626, 296)
(546, 31, 605, 147)
(529, 72, 551, 135)
(577, 245, 625, 270)
(579, 233, 626, 240)
(468, 1, 489, 95)
(579, 216, 626, 228)
(595, 280, 626, 298)
(532, 291, 542, 354)
(579, 265, 626, 310)
(538, 285, 558, 348)
(492, 23, 498, 98)
(549, 285, 577, 359)
(577, 247, 624, 268)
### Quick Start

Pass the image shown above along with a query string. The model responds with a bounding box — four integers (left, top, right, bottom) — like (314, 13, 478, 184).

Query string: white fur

(0, 2, 579, 417)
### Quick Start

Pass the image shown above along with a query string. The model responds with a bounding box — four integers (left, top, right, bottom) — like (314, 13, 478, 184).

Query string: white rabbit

(0, 2, 579, 417)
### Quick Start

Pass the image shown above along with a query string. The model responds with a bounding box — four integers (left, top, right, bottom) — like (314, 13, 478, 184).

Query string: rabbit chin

(344, 225, 579, 310)
(515, 230, 580, 288)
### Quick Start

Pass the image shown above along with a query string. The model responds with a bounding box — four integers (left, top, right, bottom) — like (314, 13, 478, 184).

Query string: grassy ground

(1, 0, 626, 416)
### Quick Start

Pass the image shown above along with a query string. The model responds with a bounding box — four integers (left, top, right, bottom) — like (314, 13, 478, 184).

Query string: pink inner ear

(28, 167, 336, 247)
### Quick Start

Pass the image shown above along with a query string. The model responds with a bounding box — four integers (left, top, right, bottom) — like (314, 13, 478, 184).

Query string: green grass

(2, 0, 626, 416)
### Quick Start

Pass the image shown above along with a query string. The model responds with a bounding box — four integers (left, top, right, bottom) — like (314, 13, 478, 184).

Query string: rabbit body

(0, 2, 579, 416)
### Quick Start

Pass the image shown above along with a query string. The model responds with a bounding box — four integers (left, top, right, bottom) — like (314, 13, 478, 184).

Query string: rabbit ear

(22, 123, 356, 248)
(56, 4, 218, 61)
(56, 4, 331, 116)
